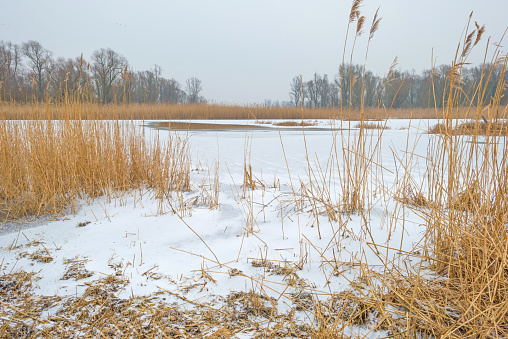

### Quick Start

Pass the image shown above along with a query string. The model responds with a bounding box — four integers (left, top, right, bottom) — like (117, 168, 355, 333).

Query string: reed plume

(349, 0, 363, 23)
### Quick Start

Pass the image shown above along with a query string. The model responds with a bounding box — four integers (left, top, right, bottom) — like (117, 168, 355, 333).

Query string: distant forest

(285, 63, 508, 109)
(1, 40, 506, 108)
(0, 40, 204, 104)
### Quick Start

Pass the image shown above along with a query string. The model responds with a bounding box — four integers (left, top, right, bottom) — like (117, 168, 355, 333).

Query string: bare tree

(161, 78, 185, 103)
(305, 73, 323, 108)
(91, 48, 127, 103)
(329, 80, 340, 107)
(363, 70, 380, 107)
(337, 64, 363, 108)
(0, 41, 22, 99)
(137, 65, 163, 103)
(153, 64, 163, 103)
(50, 56, 89, 100)
(134, 69, 158, 103)
(21, 40, 53, 100)
(185, 77, 202, 104)
(289, 76, 302, 107)
(319, 74, 331, 107)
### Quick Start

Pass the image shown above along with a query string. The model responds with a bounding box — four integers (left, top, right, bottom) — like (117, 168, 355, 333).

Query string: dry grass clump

(416, 162, 508, 336)
(354, 122, 391, 130)
(18, 250, 54, 264)
(225, 290, 277, 319)
(0, 271, 37, 299)
(395, 182, 429, 208)
(0, 118, 190, 222)
(429, 119, 508, 136)
(61, 257, 94, 281)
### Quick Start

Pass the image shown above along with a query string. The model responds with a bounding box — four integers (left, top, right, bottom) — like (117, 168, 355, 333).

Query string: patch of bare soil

(151, 121, 269, 130)
(272, 121, 316, 127)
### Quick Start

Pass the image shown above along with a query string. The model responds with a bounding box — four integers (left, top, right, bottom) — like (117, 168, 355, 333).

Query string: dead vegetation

(354, 122, 391, 130)
(18, 250, 54, 264)
(395, 182, 429, 208)
(0, 269, 420, 338)
(0, 270, 371, 338)
(0, 119, 191, 222)
(0, 101, 487, 121)
(61, 257, 94, 281)
(429, 119, 508, 136)
(385, 20, 508, 337)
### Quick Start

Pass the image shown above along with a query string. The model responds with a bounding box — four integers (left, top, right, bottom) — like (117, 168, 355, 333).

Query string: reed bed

(429, 119, 508, 135)
(0, 101, 483, 121)
(404, 109, 508, 336)
(0, 118, 190, 222)
(376, 25, 508, 337)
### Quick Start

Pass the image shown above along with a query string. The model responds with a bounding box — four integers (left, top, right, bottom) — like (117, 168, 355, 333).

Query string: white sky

(1, 0, 507, 104)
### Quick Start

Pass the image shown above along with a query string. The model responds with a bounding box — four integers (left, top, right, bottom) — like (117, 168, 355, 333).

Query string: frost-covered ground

(0, 119, 440, 337)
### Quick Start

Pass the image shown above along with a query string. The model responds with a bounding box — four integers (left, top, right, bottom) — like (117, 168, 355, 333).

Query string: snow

(0, 119, 439, 336)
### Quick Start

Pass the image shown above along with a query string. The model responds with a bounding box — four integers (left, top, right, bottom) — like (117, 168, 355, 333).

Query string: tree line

(2, 39, 505, 108)
(289, 63, 508, 109)
(0, 40, 205, 104)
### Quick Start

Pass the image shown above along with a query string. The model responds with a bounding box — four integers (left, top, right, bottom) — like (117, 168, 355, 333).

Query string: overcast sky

(1, 0, 507, 104)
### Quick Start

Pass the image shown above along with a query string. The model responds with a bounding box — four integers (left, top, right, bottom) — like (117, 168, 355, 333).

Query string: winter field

(1, 115, 507, 337)
(1, 0, 507, 335)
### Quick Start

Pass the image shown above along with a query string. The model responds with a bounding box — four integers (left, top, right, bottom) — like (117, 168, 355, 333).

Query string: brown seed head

(387, 56, 398, 78)
(369, 8, 382, 42)
(474, 23, 486, 47)
(349, 0, 363, 23)
(356, 15, 366, 37)
(461, 30, 476, 58)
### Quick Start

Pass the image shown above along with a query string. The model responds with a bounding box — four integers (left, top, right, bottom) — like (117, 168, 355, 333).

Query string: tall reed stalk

(0, 105, 190, 222)
(380, 21, 508, 337)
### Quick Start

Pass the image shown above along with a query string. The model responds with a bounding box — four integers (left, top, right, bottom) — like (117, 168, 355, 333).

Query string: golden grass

(0, 101, 488, 121)
(353, 122, 391, 129)
(0, 119, 190, 222)
(407, 111, 508, 336)
(383, 31, 508, 337)
(429, 119, 508, 136)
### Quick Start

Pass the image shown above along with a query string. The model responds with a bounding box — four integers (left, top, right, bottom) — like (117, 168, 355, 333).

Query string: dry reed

(429, 119, 508, 136)
(0, 118, 190, 222)
(379, 22, 508, 337)
(0, 101, 486, 121)
(354, 122, 391, 130)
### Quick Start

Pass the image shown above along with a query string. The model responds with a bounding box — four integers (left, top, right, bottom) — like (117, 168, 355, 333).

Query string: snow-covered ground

(0, 119, 441, 336)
